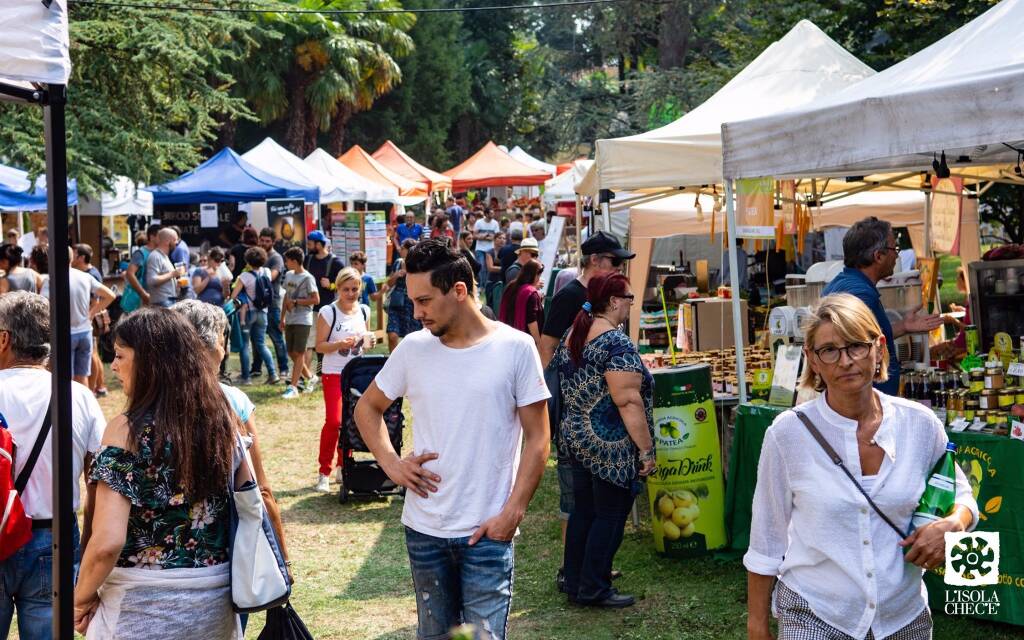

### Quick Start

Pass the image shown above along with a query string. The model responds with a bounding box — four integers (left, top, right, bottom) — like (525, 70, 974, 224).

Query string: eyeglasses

(882, 245, 898, 254)
(599, 254, 624, 267)
(813, 341, 872, 364)
(614, 293, 635, 302)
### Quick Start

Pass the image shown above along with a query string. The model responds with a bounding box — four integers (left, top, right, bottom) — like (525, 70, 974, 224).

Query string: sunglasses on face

(598, 254, 624, 267)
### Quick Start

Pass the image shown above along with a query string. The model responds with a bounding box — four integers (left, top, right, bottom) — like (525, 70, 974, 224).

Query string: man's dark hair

(244, 246, 268, 268)
(208, 247, 226, 262)
(146, 223, 162, 239)
(242, 227, 259, 246)
(283, 247, 304, 264)
(405, 238, 474, 295)
(259, 227, 275, 239)
(843, 216, 893, 269)
(73, 243, 93, 263)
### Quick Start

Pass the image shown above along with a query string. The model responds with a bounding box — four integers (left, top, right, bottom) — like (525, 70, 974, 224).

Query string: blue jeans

(405, 526, 514, 640)
(562, 458, 635, 602)
(0, 522, 80, 640)
(255, 302, 289, 376)
(239, 309, 277, 380)
(475, 250, 489, 291)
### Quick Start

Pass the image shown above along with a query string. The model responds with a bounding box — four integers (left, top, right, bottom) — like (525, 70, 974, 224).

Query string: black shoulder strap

(794, 410, 908, 539)
(16, 407, 52, 494)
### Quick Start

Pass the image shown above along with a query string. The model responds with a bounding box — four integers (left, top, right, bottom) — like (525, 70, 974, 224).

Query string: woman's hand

(336, 335, 359, 351)
(74, 594, 99, 634)
(638, 456, 656, 477)
(901, 517, 965, 570)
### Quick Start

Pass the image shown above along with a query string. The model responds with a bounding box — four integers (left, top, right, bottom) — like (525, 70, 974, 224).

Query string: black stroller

(337, 355, 405, 503)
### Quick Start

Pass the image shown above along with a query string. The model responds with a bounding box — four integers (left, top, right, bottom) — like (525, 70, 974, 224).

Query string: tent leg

(923, 187, 933, 258)
(725, 180, 748, 404)
(44, 83, 75, 640)
(575, 195, 583, 265)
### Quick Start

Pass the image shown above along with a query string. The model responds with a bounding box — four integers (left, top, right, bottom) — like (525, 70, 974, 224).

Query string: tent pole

(43, 83, 75, 640)
(923, 183, 933, 258)
(575, 195, 583, 265)
(725, 180, 748, 404)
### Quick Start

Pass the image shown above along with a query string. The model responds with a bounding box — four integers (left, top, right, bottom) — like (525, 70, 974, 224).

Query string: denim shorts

(70, 330, 93, 378)
(405, 526, 514, 640)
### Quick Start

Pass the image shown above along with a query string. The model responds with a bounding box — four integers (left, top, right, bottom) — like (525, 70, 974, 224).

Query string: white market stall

(78, 176, 153, 272)
(303, 148, 402, 204)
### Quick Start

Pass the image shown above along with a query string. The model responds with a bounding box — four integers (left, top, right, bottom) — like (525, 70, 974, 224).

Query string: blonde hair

(334, 266, 362, 292)
(799, 293, 890, 392)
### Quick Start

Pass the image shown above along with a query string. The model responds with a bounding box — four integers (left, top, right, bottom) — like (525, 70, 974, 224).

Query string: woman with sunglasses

(552, 272, 654, 608)
(746, 294, 978, 640)
(313, 267, 374, 493)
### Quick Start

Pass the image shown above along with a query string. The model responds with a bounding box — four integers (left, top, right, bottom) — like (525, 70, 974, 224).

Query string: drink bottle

(909, 441, 958, 533)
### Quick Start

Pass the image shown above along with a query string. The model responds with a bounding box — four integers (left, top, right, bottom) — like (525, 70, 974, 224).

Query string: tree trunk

(283, 63, 313, 156)
(658, 0, 691, 69)
(327, 103, 353, 156)
(215, 117, 236, 151)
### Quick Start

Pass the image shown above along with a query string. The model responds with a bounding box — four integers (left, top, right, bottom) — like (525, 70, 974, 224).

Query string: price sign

(1007, 362, 1024, 377)
(949, 419, 970, 433)
(1011, 420, 1024, 441)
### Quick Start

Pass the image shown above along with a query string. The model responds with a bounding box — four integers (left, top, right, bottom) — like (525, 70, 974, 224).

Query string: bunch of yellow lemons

(655, 489, 701, 540)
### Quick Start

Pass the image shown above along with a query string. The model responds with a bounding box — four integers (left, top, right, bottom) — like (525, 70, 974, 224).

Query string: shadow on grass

(370, 625, 419, 640)
(280, 490, 403, 525)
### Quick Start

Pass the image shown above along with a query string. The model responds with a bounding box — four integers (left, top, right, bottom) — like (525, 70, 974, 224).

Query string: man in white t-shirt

(473, 208, 500, 291)
(0, 291, 106, 639)
(356, 239, 550, 640)
(68, 248, 115, 386)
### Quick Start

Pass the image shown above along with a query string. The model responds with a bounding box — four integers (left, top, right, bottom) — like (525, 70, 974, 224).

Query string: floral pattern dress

(90, 423, 230, 569)
(554, 329, 654, 488)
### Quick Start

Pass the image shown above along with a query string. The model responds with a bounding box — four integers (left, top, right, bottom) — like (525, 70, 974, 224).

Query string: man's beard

(427, 322, 450, 338)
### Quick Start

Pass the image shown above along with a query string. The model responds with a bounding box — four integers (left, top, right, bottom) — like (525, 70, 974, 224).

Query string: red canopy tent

(338, 145, 428, 199)
(443, 141, 551, 191)
(372, 140, 452, 194)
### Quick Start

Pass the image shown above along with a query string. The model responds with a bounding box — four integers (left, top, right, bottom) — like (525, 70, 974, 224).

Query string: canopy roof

(242, 138, 352, 204)
(0, 163, 77, 211)
(507, 146, 557, 177)
(79, 176, 152, 216)
(586, 20, 874, 194)
(544, 160, 593, 203)
(338, 145, 428, 200)
(146, 147, 319, 205)
(371, 141, 452, 192)
(0, 0, 70, 88)
(303, 148, 401, 203)
(443, 142, 551, 190)
(722, 0, 1024, 179)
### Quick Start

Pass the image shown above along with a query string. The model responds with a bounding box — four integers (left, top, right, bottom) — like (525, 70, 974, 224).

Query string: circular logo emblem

(694, 407, 708, 423)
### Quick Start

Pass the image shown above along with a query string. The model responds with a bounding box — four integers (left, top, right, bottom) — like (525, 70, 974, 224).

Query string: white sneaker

(335, 466, 343, 484)
(282, 386, 299, 399)
(315, 474, 330, 493)
(304, 375, 319, 393)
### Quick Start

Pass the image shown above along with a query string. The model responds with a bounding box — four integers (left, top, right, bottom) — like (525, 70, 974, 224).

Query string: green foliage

(0, 2, 263, 197)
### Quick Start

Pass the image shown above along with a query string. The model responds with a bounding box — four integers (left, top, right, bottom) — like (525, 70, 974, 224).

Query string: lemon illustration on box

(648, 364, 726, 556)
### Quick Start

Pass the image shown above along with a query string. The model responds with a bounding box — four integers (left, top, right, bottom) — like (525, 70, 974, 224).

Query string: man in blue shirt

(445, 196, 464, 236)
(822, 217, 941, 395)
(395, 212, 423, 246)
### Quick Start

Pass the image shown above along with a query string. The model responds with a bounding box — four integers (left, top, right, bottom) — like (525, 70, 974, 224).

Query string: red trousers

(319, 373, 345, 476)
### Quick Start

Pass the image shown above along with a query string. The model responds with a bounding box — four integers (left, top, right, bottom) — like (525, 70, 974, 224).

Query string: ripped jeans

(404, 526, 514, 640)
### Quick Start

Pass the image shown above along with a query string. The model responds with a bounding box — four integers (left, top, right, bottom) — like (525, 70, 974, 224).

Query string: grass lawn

(87, 356, 1019, 640)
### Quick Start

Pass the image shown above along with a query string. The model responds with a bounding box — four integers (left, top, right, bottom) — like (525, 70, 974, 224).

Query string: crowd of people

(0, 205, 983, 640)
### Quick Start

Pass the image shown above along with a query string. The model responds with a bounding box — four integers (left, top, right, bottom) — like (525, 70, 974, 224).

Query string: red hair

(567, 273, 631, 365)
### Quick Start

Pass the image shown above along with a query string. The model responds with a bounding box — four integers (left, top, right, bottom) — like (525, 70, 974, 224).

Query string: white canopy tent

(0, 0, 70, 87)
(242, 138, 345, 204)
(507, 145, 557, 176)
(721, 0, 1024, 180)
(303, 148, 403, 204)
(544, 159, 593, 205)
(580, 20, 875, 197)
(78, 176, 153, 216)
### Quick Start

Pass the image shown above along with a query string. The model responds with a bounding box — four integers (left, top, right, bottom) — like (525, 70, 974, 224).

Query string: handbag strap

(794, 411, 908, 539)
(16, 407, 52, 494)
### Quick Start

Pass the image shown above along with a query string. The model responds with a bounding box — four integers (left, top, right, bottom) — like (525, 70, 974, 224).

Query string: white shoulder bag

(230, 432, 291, 612)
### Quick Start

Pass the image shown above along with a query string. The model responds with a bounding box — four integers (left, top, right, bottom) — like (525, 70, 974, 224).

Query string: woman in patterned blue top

(553, 273, 655, 609)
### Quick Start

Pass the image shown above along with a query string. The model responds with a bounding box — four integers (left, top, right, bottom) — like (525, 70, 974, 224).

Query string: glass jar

(964, 398, 979, 421)
(979, 389, 999, 410)
(999, 389, 1016, 409)
(969, 368, 985, 393)
(985, 365, 1005, 390)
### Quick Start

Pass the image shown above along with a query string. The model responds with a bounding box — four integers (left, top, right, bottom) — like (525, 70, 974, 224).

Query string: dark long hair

(499, 259, 543, 323)
(567, 273, 630, 365)
(114, 308, 238, 501)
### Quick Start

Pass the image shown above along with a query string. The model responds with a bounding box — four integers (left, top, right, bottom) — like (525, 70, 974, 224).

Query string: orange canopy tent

(371, 141, 452, 193)
(338, 145, 428, 199)
(443, 141, 551, 191)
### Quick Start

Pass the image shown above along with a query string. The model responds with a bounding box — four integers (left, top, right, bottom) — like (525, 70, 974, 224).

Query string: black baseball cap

(581, 231, 635, 259)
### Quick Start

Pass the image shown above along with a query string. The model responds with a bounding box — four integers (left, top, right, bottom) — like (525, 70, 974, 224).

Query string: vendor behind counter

(822, 216, 942, 395)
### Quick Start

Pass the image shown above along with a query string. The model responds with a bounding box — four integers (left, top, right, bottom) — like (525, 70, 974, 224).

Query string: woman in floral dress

(74, 308, 243, 639)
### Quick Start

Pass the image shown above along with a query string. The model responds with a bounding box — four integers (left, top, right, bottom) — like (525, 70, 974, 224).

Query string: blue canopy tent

(146, 147, 319, 204)
(0, 162, 78, 211)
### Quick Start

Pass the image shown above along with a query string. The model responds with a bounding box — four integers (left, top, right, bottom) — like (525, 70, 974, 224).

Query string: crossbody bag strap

(794, 411, 908, 539)
(15, 407, 52, 494)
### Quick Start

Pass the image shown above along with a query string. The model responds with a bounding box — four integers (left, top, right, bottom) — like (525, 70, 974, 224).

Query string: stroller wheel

(338, 481, 349, 504)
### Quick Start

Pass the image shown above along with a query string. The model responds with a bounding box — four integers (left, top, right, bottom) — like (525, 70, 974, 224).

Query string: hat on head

(515, 237, 540, 255)
(581, 230, 634, 259)
(307, 230, 327, 243)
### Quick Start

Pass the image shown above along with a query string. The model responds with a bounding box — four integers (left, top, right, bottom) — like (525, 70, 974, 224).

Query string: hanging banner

(930, 176, 963, 255)
(736, 177, 775, 239)
(649, 364, 727, 556)
(266, 198, 306, 249)
(779, 180, 797, 233)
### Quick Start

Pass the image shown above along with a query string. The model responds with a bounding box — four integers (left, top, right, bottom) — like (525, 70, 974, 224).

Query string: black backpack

(252, 270, 274, 310)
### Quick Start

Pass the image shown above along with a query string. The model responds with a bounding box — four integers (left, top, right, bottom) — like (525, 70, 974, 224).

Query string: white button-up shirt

(744, 392, 978, 639)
